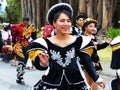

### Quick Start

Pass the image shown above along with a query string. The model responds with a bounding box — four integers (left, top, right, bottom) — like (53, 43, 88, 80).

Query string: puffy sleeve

(26, 38, 48, 70)
(78, 36, 100, 82)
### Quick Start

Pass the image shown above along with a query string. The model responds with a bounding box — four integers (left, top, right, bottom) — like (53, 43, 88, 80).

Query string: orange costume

(11, 19, 36, 84)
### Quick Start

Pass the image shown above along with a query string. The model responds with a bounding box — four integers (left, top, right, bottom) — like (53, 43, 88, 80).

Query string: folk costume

(84, 35, 109, 72)
(110, 36, 120, 69)
(71, 24, 83, 36)
(43, 25, 54, 38)
(26, 3, 103, 90)
(82, 18, 110, 72)
(11, 19, 36, 84)
(71, 14, 87, 36)
(110, 36, 120, 90)
(27, 36, 101, 90)
(82, 18, 109, 90)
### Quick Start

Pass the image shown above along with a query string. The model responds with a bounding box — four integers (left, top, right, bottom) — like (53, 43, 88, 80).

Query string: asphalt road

(0, 58, 115, 90)
(0, 58, 46, 90)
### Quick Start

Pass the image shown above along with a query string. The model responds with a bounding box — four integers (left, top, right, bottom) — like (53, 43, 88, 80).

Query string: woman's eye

(60, 20, 65, 22)
(67, 20, 71, 22)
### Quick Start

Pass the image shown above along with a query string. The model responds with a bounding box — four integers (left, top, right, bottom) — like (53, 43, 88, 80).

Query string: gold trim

(28, 50, 44, 61)
(112, 44, 120, 51)
(82, 47, 93, 56)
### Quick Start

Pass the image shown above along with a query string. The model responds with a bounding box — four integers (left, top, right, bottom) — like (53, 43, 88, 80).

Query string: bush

(106, 27, 120, 39)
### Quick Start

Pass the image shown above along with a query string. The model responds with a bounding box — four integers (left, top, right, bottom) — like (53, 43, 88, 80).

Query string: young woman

(82, 18, 111, 90)
(26, 3, 106, 90)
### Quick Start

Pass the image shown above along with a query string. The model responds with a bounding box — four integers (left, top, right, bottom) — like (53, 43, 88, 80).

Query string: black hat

(46, 3, 73, 25)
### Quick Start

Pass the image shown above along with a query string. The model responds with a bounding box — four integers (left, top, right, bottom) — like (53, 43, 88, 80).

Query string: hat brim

(46, 3, 73, 25)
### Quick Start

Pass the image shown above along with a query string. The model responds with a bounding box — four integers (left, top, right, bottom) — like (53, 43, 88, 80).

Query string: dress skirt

(32, 76, 90, 90)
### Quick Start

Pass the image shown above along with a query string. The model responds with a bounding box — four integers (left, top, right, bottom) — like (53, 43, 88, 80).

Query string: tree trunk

(27, 0, 32, 24)
(96, 0, 103, 30)
(78, 0, 86, 14)
(102, 0, 113, 31)
(21, 0, 25, 17)
(86, 0, 93, 18)
(31, 0, 36, 26)
(36, 0, 41, 31)
(45, 0, 50, 24)
(23, 0, 28, 16)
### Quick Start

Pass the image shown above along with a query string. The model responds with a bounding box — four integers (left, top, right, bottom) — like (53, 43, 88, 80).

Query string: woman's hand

(93, 42, 98, 48)
(106, 38, 112, 44)
(38, 52, 49, 66)
(97, 80, 106, 89)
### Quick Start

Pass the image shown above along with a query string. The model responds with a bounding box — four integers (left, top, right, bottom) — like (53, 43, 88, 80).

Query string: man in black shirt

(71, 13, 87, 36)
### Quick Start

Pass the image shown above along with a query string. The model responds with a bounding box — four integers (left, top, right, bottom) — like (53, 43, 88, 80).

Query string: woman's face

(85, 23, 96, 34)
(53, 13, 72, 34)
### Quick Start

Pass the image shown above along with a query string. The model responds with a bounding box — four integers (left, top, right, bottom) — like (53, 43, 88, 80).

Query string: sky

(0, 0, 7, 16)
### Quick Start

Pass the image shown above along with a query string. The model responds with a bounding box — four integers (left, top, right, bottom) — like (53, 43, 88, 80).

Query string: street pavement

(0, 58, 115, 90)
(0, 58, 46, 90)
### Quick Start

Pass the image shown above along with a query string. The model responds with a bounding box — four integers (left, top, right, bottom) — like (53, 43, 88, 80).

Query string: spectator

(1, 26, 12, 63)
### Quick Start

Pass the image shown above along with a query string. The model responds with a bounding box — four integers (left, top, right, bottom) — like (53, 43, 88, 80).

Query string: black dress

(27, 36, 100, 90)
(110, 36, 120, 69)
(91, 37, 109, 72)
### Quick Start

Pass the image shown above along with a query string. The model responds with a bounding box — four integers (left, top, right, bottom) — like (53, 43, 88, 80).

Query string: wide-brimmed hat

(46, 3, 73, 25)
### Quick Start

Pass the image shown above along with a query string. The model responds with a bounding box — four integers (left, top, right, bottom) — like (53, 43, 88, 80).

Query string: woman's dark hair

(52, 10, 72, 24)
(22, 16, 29, 21)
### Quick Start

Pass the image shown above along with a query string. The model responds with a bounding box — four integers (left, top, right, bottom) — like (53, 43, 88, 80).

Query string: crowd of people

(0, 2, 120, 90)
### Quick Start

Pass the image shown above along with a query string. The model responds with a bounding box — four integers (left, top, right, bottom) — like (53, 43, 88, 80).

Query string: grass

(97, 46, 112, 62)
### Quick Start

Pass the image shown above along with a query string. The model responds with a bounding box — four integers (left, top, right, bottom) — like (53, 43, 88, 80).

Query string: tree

(6, 0, 22, 23)
(19, 0, 120, 35)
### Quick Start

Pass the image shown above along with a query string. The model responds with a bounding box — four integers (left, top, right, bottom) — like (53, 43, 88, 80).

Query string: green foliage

(0, 25, 3, 29)
(6, 0, 22, 24)
(106, 27, 120, 39)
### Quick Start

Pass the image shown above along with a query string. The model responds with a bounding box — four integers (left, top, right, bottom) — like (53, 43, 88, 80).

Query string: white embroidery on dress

(50, 48, 75, 67)
(65, 48, 75, 66)
(42, 86, 47, 90)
